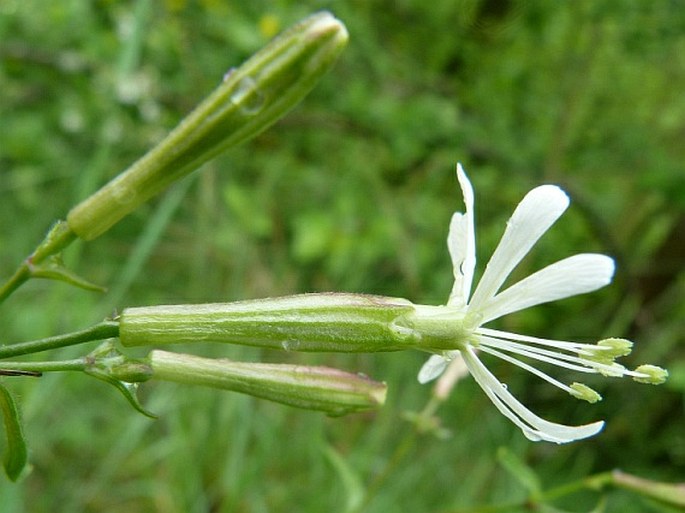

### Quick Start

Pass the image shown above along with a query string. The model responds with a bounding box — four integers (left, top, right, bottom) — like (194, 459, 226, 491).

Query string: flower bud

(67, 11, 348, 240)
(149, 350, 386, 416)
(119, 293, 418, 353)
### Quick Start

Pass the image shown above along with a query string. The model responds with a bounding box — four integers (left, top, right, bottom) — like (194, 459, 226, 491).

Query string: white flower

(416, 164, 666, 444)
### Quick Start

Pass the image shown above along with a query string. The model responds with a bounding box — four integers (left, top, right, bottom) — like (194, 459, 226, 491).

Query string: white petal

(447, 164, 476, 306)
(461, 346, 604, 443)
(469, 185, 569, 313)
(447, 213, 468, 305)
(418, 354, 449, 384)
(479, 254, 615, 323)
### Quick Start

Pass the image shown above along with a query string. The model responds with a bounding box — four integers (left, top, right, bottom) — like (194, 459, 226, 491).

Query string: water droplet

(123, 382, 139, 393)
(281, 340, 301, 352)
(222, 67, 236, 82)
(230, 76, 265, 116)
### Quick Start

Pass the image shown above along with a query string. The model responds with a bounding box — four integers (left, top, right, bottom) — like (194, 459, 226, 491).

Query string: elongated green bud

(119, 293, 418, 352)
(67, 11, 348, 240)
(149, 350, 386, 416)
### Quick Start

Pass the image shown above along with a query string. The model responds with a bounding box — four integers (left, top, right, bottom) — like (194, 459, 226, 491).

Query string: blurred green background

(1, 1, 683, 511)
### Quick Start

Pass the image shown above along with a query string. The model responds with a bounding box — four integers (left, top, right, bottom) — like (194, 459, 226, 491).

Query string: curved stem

(0, 320, 119, 359)
(0, 266, 32, 305)
(0, 221, 77, 305)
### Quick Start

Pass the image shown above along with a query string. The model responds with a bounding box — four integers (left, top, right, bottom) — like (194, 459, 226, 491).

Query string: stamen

(478, 345, 576, 395)
(585, 338, 633, 364)
(477, 334, 628, 376)
(478, 327, 603, 354)
(632, 365, 668, 384)
(569, 383, 602, 403)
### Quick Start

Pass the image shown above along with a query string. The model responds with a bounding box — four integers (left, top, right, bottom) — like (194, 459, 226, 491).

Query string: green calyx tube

(119, 293, 419, 353)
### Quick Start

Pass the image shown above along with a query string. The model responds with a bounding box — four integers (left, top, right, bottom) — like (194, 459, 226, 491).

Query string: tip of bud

(633, 365, 669, 385)
(570, 382, 602, 403)
(305, 11, 349, 44)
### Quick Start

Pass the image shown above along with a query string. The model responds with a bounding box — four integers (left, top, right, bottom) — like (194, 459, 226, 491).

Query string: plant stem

(0, 320, 119, 359)
(0, 266, 31, 305)
(0, 359, 86, 373)
(541, 471, 613, 502)
(0, 221, 77, 305)
(446, 472, 616, 512)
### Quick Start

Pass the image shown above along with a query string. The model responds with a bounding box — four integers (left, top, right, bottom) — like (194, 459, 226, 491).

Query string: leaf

(85, 368, 157, 419)
(0, 383, 28, 481)
(322, 444, 365, 513)
(497, 446, 542, 497)
(29, 255, 106, 293)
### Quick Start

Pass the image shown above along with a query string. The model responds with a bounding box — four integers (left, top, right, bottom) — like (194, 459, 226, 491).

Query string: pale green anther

(149, 350, 387, 416)
(586, 337, 633, 365)
(119, 293, 420, 353)
(633, 365, 669, 385)
(596, 363, 628, 378)
(67, 11, 348, 241)
(569, 382, 602, 403)
(598, 338, 633, 357)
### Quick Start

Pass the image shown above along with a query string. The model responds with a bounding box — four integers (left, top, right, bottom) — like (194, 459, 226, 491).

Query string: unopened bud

(149, 350, 386, 416)
(67, 11, 348, 240)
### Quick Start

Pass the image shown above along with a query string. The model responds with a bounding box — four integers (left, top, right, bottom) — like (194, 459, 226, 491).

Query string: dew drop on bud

(230, 76, 266, 115)
(281, 340, 300, 352)
(222, 67, 236, 82)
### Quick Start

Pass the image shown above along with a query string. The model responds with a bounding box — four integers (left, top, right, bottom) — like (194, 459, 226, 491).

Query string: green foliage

(0, 0, 683, 512)
(0, 384, 27, 481)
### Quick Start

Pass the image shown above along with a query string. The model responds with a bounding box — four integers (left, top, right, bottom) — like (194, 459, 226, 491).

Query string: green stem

(0, 359, 86, 374)
(448, 472, 615, 513)
(0, 320, 119, 359)
(0, 266, 31, 306)
(30, 220, 77, 262)
(0, 221, 77, 305)
(541, 471, 613, 502)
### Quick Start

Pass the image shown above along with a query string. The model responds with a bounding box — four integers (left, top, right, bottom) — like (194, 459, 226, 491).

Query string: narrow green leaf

(85, 369, 157, 419)
(322, 444, 365, 513)
(0, 383, 28, 481)
(29, 255, 106, 293)
(497, 446, 542, 497)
